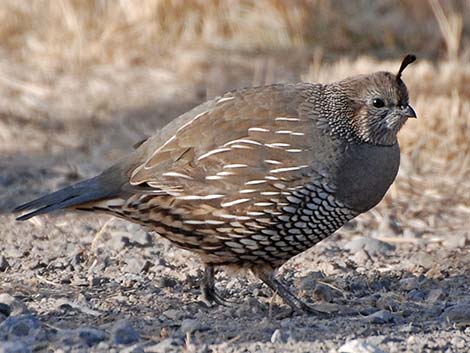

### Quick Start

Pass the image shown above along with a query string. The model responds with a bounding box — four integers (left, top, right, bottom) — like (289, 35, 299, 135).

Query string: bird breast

(334, 142, 400, 212)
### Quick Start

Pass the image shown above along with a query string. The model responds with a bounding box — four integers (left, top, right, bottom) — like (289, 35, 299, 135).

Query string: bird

(15, 54, 417, 314)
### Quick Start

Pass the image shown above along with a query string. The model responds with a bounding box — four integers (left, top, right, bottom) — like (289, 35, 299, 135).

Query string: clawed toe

(299, 303, 330, 317)
(270, 301, 331, 319)
(200, 265, 236, 308)
(255, 267, 332, 317)
(200, 290, 235, 308)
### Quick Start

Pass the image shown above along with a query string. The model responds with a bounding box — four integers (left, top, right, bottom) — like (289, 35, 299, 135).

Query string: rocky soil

(1, 212, 469, 353)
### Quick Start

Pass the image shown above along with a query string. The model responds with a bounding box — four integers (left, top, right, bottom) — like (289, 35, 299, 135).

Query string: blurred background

(0, 0, 469, 238)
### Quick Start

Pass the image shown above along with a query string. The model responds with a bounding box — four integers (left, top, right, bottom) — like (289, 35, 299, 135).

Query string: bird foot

(199, 265, 236, 308)
(200, 287, 235, 308)
(255, 267, 330, 317)
(295, 302, 331, 317)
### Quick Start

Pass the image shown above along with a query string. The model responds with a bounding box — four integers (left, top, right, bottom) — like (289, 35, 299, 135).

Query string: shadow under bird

(15, 55, 417, 314)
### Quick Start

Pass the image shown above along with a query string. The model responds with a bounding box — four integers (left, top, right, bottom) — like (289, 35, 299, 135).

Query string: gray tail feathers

(15, 174, 123, 221)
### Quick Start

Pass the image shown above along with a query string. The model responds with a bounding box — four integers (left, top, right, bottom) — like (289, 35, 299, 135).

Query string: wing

(130, 84, 318, 192)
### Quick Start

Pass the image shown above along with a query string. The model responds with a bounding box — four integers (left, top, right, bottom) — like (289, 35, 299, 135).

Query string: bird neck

(316, 85, 364, 144)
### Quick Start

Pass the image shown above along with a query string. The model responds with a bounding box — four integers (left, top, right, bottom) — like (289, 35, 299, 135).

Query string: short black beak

(402, 105, 417, 119)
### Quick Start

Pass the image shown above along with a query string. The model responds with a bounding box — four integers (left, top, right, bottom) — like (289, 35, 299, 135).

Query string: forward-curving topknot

(397, 54, 416, 81)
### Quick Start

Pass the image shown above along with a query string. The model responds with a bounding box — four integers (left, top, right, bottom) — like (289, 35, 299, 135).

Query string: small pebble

(0, 303, 11, 318)
(345, 237, 395, 254)
(297, 276, 316, 292)
(0, 341, 31, 353)
(443, 234, 467, 249)
(108, 232, 130, 251)
(111, 320, 140, 345)
(78, 327, 107, 346)
(161, 309, 184, 321)
(0, 294, 26, 318)
(352, 249, 371, 265)
(399, 277, 420, 291)
(60, 327, 107, 347)
(71, 275, 88, 287)
(124, 258, 152, 274)
(270, 329, 288, 344)
(69, 252, 83, 268)
(54, 298, 100, 317)
(180, 319, 201, 334)
(366, 335, 386, 346)
(0, 256, 9, 272)
(375, 295, 400, 312)
(313, 284, 333, 302)
(0, 314, 41, 344)
(426, 288, 444, 303)
(407, 289, 426, 302)
(88, 275, 102, 287)
(146, 338, 181, 352)
(339, 339, 385, 353)
(424, 304, 443, 318)
(450, 335, 466, 349)
(402, 228, 420, 239)
(441, 304, 470, 325)
(127, 229, 152, 246)
(364, 310, 396, 324)
(158, 276, 178, 288)
(411, 252, 434, 269)
(120, 343, 145, 353)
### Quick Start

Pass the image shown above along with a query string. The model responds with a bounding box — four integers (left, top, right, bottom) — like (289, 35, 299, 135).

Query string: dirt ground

(0, 40, 470, 353)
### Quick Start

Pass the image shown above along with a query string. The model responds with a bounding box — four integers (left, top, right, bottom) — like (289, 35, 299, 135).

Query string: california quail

(15, 55, 417, 314)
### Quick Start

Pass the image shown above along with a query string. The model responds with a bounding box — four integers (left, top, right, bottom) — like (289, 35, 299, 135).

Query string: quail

(15, 55, 417, 314)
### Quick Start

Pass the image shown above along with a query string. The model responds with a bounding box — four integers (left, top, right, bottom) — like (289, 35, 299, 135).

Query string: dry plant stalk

(429, 0, 463, 60)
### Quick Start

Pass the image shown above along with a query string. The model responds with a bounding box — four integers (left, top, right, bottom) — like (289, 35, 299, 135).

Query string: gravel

(111, 320, 141, 345)
(1, 212, 469, 353)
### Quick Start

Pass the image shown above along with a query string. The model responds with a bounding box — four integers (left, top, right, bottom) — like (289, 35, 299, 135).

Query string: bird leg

(200, 265, 233, 307)
(254, 267, 328, 316)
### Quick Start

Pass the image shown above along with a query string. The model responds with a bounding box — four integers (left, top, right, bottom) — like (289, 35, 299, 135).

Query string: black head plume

(397, 54, 416, 81)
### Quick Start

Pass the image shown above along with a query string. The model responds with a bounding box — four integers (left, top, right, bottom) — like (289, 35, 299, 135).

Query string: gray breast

(334, 142, 401, 212)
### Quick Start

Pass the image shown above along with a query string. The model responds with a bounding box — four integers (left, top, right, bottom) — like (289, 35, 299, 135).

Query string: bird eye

(372, 98, 385, 108)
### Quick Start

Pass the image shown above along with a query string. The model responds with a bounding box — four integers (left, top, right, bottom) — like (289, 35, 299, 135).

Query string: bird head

(326, 54, 417, 146)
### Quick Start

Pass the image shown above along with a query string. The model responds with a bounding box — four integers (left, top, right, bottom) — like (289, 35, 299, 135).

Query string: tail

(14, 171, 125, 221)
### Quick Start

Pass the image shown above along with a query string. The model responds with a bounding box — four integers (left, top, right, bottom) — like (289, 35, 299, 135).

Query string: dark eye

(372, 98, 385, 108)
